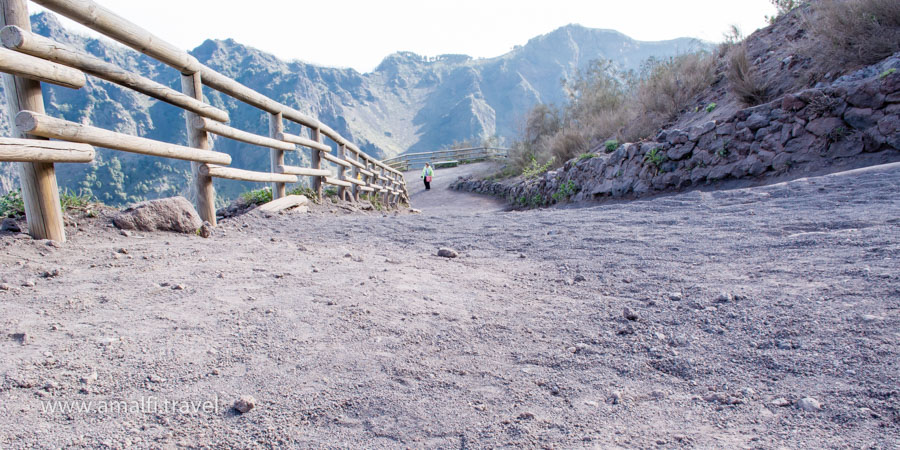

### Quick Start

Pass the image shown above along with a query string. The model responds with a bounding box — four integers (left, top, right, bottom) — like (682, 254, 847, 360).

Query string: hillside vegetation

(506, 0, 900, 175)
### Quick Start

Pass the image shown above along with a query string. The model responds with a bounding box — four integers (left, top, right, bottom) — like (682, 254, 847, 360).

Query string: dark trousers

(423, 179, 431, 190)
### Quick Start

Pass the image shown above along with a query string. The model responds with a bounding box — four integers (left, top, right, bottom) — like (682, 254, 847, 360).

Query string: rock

(41, 269, 61, 278)
(715, 292, 734, 303)
(843, 107, 877, 129)
(147, 374, 167, 383)
(668, 292, 683, 301)
(688, 121, 716, 141)
(0, 283, 10, 291)
(745, 113, 770, 130)
(22, 280, 35, 288)
(197, 221, 212, 239)
(573, 274, 586, 282)
(119, 230, 132, 237)
(1, 218, 21, 233)
(171, 284, 185, 291)
(608, 391, 623, 405)
(704, 392, 742, 405)
(117, 248, 128, 254)
(623, 307, 638, 321)
(233, 395, 256, 414)
(806, 117, 845, 137)
(81, 371, 98, 385)
(113, 197, 203, 234)
(9, 332, 27, 344)
(437, 248, 459, 258)
(796, 397, 821, 411)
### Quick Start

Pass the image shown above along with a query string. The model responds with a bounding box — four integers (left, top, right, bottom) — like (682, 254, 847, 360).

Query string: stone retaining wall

(452, 54, 900, 207)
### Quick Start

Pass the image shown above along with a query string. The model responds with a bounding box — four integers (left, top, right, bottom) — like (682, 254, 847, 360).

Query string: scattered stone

(22, 280, 35, 288)
(715, 292, 734, 303)
(516, 411, 535, 420)
(117, 248, 128, 255)
(704, 392, 742, 405)
(9, 332, 28, 344)
(171, 284, 185, 291)
(623, 307, 638, 321)
(617, 324, 635, 335)
(860, 314, 882, 323)
(608, 391, 623, 405)
(1, 218, 21, 232)
(41, 269, 61, 278)
(113, 196, 203, 234)
(668, 292, 683, 301)
(573, 274, 586, 282)
(197, 221, 212, 238)
(0, 283, 11, 291)
(80, 371, 98, 385)
(770, 397, 791, 407)
(437, 248, 459, 258)
(796, 397, 821, 411)
(119, 230, 132, 237)
(234, 395, 256, 414)
(147, 374, 167, 384)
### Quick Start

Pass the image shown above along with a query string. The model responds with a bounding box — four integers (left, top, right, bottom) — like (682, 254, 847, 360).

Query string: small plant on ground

(717, 141, 732, 158)
(240, 187, 273, 206)
(59, 189, 93, 211)
(880, 68, 897, 79)
(706, 102, 717, 113)
(521, 157, 554, 179)
(644, 148, 666, 170)
(552, 180, 579, 202)
(0, 189, 25, 218)
(727, 44, 771, 106)
(578, 153, 597, 161)
(604, 139, 619, 152)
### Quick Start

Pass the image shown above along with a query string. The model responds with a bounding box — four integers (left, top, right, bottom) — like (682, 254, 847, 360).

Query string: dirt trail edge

(404, 161, 506, 215)
(0, 163, 898, 447)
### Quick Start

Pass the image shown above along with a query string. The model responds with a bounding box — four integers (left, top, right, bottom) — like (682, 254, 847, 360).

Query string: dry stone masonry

(452, 54, 900, 207)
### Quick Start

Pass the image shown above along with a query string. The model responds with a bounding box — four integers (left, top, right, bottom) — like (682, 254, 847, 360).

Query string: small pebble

(796, 397, 821, 411)
(623, 307, 638, 321)
(234, 395, 256, 414)
(437, 248, 459, 258)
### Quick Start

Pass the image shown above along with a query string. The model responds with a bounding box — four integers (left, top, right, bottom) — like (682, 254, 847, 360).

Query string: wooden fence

(0, 0, 409, 242)
(382, 147, 508, 172)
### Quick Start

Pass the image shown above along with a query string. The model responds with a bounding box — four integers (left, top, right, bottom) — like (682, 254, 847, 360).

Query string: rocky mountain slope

(0, 13, 698, 204)
(453, 9, 900, 207)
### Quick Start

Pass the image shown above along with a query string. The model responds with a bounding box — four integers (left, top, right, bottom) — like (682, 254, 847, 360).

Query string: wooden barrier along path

(0, 0, 409, 241)
(382, 147, 509, 172)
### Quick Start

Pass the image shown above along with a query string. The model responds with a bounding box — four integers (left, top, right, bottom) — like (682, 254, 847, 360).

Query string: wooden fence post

(336, 143, 347, 201)
(350, 152, 359, 202)
(310, 127, 322, 201)
(1, 0, 65, 242)
(268, 112, 286, 199)
(180, 72, 216, 225)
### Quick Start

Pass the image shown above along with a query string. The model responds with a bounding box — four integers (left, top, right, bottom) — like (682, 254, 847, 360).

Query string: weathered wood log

(268, 112, 286, 199)
(1, 0, 65, 241)
(16, 110, 232, 165)
(275, 131, 330, 152)
(336, 144, 346, 199)
(320, 151, 351, 168)
(181, 72, 216, 225)
(344, 176, 366, 186)
(30, 0, 201, 73)
(0, 137, 94, 162)
(276, 165, 331, 177)
(1, 26, 229, 122)
(344, 156, 365, 169)
(323, 176, 351, 188)
(193, 115, 294, 151)
(257, 194, 308, 213)
(358, 185, 375, 193)
(310, 128, 323, 200)
(0, 46, 84, 88)
(358, 167, 374, 177)
(199, 164, 298, 183)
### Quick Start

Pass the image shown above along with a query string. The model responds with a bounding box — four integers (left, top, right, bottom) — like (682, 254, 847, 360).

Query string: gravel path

(0, 163, 898, 448)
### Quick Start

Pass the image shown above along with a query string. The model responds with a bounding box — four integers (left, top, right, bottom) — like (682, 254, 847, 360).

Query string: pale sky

(33, 0, 777, 73)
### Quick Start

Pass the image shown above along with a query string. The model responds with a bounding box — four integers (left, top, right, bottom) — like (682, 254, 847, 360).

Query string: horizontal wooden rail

(358, 168, 374, 177)
(276, 131, 330, 152)
(192, 116, 294, 151)
(344, 176, 366, 186)
(321, 151, 351, 168)
(344, 157, 365, 169)
(16, 110, 232, 165)
(1, 26, 229, 122)
(323, 176, 351, 188)
(276, 165, 331, 177)
(200, 164, 298, 183)
(358, 185, 375, 193)
(0, 137, 94, 162)
(0, 46, 84, 88)
(30, 0, 202, 73)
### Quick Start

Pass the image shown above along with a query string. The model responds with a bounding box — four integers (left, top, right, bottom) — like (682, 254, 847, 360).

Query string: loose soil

(0, 162, 898, 448)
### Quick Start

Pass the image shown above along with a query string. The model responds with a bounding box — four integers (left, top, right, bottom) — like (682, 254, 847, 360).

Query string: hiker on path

(422, 163, 434, 190)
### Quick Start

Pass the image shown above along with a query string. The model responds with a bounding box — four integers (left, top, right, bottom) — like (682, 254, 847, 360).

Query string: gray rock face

(1, 218, 21, 232)
(452, 53, 900, 207)
(112, 197, 202, 234)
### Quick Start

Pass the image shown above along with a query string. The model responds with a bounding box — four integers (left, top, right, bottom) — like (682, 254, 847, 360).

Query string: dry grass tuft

(727, 44, 772, 106)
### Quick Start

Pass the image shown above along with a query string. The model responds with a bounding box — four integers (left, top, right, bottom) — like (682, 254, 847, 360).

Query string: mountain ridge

(0, 13, 702, 203)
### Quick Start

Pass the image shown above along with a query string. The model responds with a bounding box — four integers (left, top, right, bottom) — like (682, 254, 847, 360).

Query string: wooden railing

(382, 147, 508, 172)
(0, 0, 410, 242)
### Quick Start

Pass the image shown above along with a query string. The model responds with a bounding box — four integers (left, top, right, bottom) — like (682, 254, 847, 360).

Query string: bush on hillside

(727, 43, 772, 106)
(801, 0, 900, 79)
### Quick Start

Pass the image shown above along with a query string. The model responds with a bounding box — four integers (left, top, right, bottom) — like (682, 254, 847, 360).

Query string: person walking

(422, 163, 434, 190)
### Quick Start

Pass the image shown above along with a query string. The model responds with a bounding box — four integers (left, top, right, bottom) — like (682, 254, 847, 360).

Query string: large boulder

(113, 197, 203, 233)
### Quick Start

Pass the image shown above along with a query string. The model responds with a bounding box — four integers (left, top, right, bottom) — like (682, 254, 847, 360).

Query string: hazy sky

(33, 0, 777, 73)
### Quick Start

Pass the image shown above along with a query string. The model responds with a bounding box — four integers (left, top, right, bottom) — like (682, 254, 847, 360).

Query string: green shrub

(880, 68, 897, 79)
(59, 189, 93, 211)
(604, 139, 619, 152)
(240, 187, 273, 205)
(706, 103, 717, 113)
(578, 153, 597, 161)
(0, 190, 24, 218)
(644, 148, 666, 170)
(521, 157, 554, 179)
(552, 180, 579, 202)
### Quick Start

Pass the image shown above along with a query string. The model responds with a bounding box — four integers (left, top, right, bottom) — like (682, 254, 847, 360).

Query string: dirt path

(0, 163, 898, 448)
(404, 162, 507, 215)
